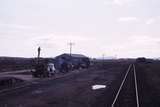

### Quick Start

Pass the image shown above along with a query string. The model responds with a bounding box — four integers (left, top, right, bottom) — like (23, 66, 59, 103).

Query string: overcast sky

(0, 0, 160, 58)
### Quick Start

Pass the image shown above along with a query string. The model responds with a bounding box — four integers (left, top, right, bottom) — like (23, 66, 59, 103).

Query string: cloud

(104, 0, 135, 6)
(145, 16, 160, 25)
(0, 23, 34, 30)
(118, 17, 138, 22)
(146, 18, 155, 25)
(30, 34, 96, 49)
(113, 0, 125, 5)
(117, 35, 160, 58)
(131, 35, 160, 55)
(130, 35, 160, 44)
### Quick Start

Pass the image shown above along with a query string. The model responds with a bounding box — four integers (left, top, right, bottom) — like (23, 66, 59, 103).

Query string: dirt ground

(0, 61, 130, 107)
(135, 61, 160, 107)
(2, 59, 160, 107)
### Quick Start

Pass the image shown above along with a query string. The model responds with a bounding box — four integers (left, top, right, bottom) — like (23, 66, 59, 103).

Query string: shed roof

(56, 53, 88, 58)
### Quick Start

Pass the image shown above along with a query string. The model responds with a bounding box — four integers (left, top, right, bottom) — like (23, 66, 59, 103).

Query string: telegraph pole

(102, 53, 105, 67)
(102, 54, 105, 60)
(37, 47, 41, 64)
(38, 47, 41, 58)
(68, 42, 75, 57)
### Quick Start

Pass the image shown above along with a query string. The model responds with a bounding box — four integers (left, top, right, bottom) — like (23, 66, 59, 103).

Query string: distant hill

(96, 56, 117, 60)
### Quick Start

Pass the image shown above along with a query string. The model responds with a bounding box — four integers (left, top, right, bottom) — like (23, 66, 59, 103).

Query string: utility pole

(102, 53, 105, 67)
(38, 47, 41, 58)
(37, 47, 41, 64)
(68, 42, 75, 57)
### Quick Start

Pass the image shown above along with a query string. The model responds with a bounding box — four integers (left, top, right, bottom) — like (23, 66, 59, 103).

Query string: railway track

(111, 64, 140, 107)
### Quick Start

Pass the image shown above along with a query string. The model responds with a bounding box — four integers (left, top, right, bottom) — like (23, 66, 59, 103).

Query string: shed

(54, 53, 90, 70)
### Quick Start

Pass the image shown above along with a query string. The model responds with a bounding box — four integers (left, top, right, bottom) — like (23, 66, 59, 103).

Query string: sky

(0, 0, 160, 58)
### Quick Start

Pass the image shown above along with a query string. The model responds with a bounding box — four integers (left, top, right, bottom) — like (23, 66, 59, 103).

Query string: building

(54, 53, 90, 70)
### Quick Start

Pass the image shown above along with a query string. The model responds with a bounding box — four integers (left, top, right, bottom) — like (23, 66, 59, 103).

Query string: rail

(111, 64, 140, 107)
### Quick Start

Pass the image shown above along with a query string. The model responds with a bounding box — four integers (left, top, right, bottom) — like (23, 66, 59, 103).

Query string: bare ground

(0, 61, 129, 107)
